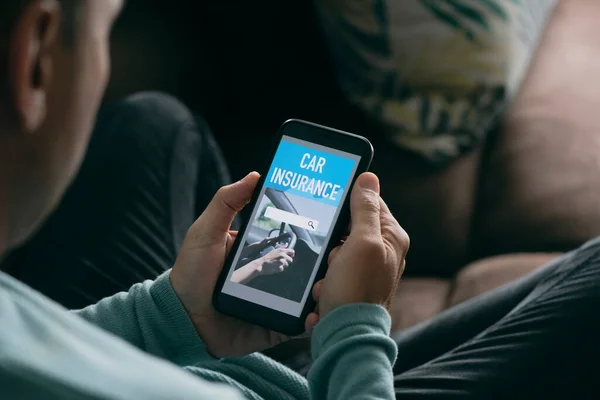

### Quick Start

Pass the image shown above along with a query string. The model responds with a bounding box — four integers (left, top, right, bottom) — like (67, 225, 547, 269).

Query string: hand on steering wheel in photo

(256, 245, 295, 275)
(230, 243, 295, 284)
(240, 231, 296, 260)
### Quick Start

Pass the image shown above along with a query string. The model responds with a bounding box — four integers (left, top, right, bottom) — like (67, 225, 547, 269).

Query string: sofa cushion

(473, 0, 600, 258)
(390, 277, 452, 332)
(315, 0, 555, 165)
(448, 253, 561, 307)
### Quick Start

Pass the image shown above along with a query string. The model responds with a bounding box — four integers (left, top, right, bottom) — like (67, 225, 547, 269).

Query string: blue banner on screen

(264, 139, 357, 207)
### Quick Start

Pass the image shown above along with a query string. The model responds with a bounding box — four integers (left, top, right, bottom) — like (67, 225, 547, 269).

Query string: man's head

(0, 0, 123, 253)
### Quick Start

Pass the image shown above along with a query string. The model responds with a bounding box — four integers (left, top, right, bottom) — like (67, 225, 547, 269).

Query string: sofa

(105, 0, 600, 340)
(382, 0, 600, 332)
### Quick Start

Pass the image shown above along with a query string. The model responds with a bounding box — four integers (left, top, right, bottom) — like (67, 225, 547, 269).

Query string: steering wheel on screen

(237, 228, 297, 269)
(261, 232, 298, 252)
(259, 231, 297, 256)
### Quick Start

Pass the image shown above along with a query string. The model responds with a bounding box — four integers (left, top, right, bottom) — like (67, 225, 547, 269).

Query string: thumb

(191, 172, 260, 237)
(349, 173, 381, 239)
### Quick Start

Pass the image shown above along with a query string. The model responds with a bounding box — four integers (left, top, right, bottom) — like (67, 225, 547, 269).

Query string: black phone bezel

(212, 119, 373, 335)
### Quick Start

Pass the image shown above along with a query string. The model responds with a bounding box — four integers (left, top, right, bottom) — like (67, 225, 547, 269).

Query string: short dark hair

(1, 0, 80, 44)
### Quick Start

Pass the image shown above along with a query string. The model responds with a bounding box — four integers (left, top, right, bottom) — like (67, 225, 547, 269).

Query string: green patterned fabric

(316, 0, 557, 165)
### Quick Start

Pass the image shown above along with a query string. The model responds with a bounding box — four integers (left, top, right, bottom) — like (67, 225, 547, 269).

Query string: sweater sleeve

(0, 271, 247, 400)
(308, 304, 397, 400)
(73, 270, 213, 366)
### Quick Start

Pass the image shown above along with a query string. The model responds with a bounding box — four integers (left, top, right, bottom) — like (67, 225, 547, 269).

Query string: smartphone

(213, 119, 373, 335)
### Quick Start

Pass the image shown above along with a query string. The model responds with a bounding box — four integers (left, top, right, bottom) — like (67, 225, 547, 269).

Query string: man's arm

(308, 304, 397, 399)
(210, 303, 396, 400)
(0, 271, 246, 400)
(73, 270, 213, 366)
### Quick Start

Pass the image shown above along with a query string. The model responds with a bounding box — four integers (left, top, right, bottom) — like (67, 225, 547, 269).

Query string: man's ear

(8, 0, 61, 134)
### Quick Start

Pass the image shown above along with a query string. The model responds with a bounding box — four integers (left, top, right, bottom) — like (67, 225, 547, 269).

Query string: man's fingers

(305, 312, 320, 332)
(328, 246, 341, 265)
(348, 173, 381, 240)
(312, 280, 323, 301)
(192, 172, 259, 237)
(377, 196, 409, 303)
(379, 196, 410, 261)
(225, 231, 239, 254)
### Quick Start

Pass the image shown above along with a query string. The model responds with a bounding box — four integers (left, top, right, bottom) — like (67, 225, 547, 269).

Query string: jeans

(3, 92, 599, 398)
(391, 239, 600, 398)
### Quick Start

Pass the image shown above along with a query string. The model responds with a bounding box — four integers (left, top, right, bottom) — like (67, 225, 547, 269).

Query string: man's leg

(393, 238, 600, 398)
(1, 92, 232, 309)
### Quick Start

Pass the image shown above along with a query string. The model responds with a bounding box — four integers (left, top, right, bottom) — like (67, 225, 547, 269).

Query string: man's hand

(304, 173, 409, 329)
(170, 172, 299, 358)
(170, 171, 408, 357)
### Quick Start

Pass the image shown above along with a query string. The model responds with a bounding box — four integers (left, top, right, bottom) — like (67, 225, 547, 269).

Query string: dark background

(102, 0, 480, 278)
(105, 0, 375, 181)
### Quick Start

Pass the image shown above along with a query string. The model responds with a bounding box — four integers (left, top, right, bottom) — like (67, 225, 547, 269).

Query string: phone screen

(221, 135, 361, 317)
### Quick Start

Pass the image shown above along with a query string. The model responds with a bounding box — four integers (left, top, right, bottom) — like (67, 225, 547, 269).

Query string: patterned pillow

(316, 0, 557, 165)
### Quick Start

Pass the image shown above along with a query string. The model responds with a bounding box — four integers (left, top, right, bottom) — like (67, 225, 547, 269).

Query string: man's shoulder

(0, 272, 84, 398)
(0, 271, 73, 326)
(0, 272, 246, 400)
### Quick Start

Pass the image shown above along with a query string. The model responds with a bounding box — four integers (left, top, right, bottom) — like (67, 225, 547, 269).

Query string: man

(1, 1, 599, 399)
(1, 1, 409, 399)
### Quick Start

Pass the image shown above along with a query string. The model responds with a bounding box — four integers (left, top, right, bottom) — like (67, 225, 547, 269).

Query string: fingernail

(358, 173, 379, 193)
(240, 171, 259, 183)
